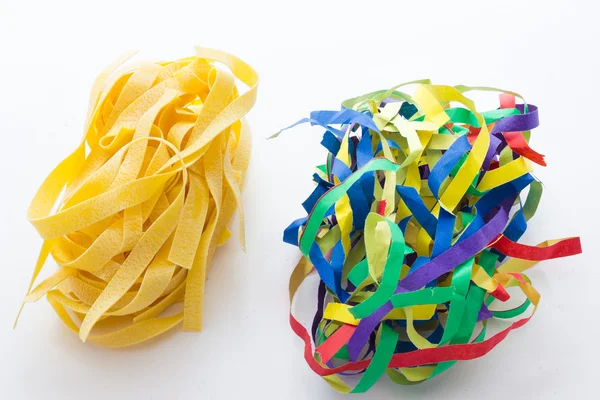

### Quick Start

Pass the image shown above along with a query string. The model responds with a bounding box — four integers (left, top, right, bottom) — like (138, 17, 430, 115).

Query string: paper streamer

(16, 47, 258, 346)
(278, 82, 581, 392)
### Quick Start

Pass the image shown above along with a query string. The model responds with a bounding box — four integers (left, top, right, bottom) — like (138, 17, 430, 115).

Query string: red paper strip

(499, 93, 516, 109)
(503, 131, 546, 166)
(489, 284, 510, 302)
(377, 200, 387, 216)
(467, 118, 546, 167)
(508, 273, 527, 285)
(290, 309, 533, 376)
(467, 126, 480, 144)
(316, 324, 357, 364)
(388, 314, 532, 368)
(289, 312, 370, 376)
(490, 236, 582, 261)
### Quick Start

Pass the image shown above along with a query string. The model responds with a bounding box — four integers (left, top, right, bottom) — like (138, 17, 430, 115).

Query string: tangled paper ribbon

(17, 47, 258, 347)
(280, 82, 582, 392)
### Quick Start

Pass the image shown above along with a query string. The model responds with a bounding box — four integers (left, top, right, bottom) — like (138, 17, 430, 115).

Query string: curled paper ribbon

(279, 82, 581, 393)
(17, 47, 258, 347)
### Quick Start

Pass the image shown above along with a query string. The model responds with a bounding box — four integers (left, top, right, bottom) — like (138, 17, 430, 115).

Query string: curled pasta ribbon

(17, 47, 258, 347)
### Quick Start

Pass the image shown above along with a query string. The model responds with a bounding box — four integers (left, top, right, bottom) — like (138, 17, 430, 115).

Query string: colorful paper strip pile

(280, 82, 582, 393)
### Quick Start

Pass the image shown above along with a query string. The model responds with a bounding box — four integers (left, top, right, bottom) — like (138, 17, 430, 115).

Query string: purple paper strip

(346, 196, 515, 361)
(311, 281, 327, 342)
(397, 197, 514, 292)
(477, 303, 493, 322)
(482, 134, 503, 172)
(346, 301, 395, 361)
(491, 104, 539, 134)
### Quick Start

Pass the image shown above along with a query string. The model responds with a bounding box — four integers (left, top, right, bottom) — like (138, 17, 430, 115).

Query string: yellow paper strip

(323, 302, 436, 325)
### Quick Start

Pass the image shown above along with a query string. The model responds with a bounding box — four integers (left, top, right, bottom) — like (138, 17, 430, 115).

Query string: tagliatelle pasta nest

(17, 47, 258, 347)
(280, 82, 582, 393)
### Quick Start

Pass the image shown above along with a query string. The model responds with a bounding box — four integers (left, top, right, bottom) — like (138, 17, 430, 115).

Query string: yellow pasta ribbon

(17, 47, 258, 347)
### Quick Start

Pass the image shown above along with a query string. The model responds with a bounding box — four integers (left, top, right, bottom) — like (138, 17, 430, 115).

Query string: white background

(0, 0, 597, 399)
